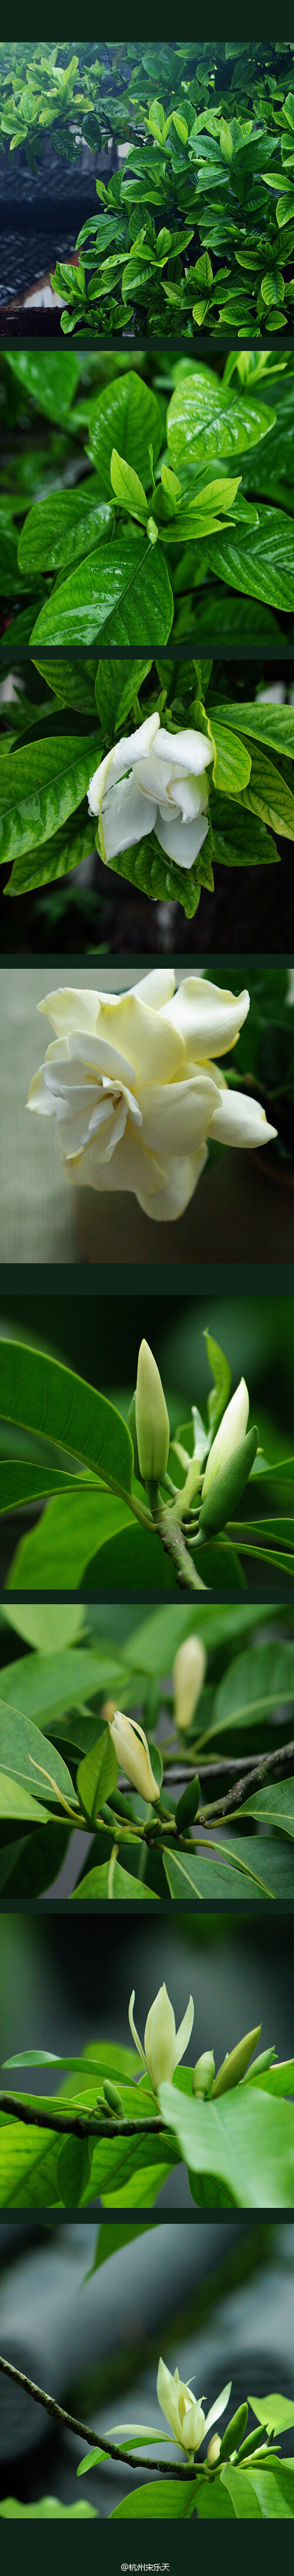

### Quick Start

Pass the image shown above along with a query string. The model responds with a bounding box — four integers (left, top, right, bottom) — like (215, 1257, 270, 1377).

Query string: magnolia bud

(103, 2080, 124, 2114)
(206, 2434, 221, 2464)
(199, 1426, 258, 1539)
(192, 2051, 215, 2099)
(135, 1340, 170, 1485)
(201, 1380, 249, 1501)
(219, 2405, 248, 2462)
(212, 2025, 261, 2099)
(173, 1635, 207, 1733)
(106, 1706, 160, 1804)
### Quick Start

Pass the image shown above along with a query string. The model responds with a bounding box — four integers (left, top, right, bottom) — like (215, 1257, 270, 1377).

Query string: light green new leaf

(30, 542, 173, 649)
(0, 1773, 48, 1823)
(2, 1604, 86, 1651)
(0, 1338, 133, 1491)
(249, 2395, 294, 2433)
(72, 1860, 159, 1900)
(220, 2466, 263, 2517)
(0, 734, 99, 865)
(111, 2481, 197, 2519)
(88, 373, 162, 495)
(5, 1491, 133, 1592)
(0, 2499, 97, 2518)
(110, 452, 148, 521)
(243, 2465, 294, 2517)
(208, 721, 252, 795)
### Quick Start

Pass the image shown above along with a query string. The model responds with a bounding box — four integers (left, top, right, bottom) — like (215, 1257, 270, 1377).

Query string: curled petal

(128, 1990, 146, 2070)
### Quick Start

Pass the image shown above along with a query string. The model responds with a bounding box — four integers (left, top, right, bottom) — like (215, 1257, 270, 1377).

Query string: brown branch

(0, 2095, 163, 2142)
(0, 2355, 197, 2479)
(201, 1736, 294, 1824)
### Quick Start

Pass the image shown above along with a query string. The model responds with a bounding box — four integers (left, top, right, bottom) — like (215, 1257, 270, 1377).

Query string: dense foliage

(2, 2009, 294, 2208)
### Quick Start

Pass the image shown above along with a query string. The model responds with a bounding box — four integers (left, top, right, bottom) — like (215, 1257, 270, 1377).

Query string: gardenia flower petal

(87, 717, 213, 876)
(28, 972, 278, 1224)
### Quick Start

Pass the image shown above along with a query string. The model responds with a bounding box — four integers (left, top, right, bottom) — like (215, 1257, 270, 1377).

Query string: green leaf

(241, 2465, 294, 2517)
(0, 1643, 126, 1736)
(211, 793, 278, 869)
(30, 542, 173, 649)
(209, 720, 252, 794)
(158, 2078, 294, 2206)
(209, 698, 294, 759)
(72, 1860, 159, 1899)
(249, 2395, 294, 2433)
(76, 1726, 118, 1822)
(203, 508, 294, 612)
(239, 742, 294, 836)
(111, 2481, 197, 2519)
(220, 2466, 263, 2517)
(0, 1701, 78, 1810)
(95, 658, 152, 733)
(0, 2499, 97, 2518)
(206, 1640, 294, 1741)
(0, 734, 99, 866)
(242, 1778, 294, 1839)
(0, 1772, 48, 1824)
(167, 374, 276, 468)
(110, 452, 148, 520)
(5, 350, 79, 420)
(5, 1491, 133, 1591)
(88, 373, 162, 495)
(0, 1338, 133, 1490)
(162, 1845, 278, 1902)
(91, 2220, 151, 2275)
(205, 1330, 231, 1437)
(2, 1603, 86, 1651)
(18, 488, 112, 573)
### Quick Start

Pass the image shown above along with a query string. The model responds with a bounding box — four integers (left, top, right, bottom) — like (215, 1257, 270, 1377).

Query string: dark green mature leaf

(211, 794, 278, 867)
(0, 1339, 133, 1491)
(242, 1779, 294, 1837)
(76, 1727, 118, 1821)
(159, 2077, 294, 2204)
(0, 735, 99, 866)
(205, 1640, 294, 1741)
(0, 1701, 78, 1809)
(18, 488, 112, 573)
(88, 373, 163, 493)
(239, 742, 294, 835)
(203, 508, 294, 610)
(6, 818, 95, 898)
(29, 542, 173, 648)
(210, 698, 294, 758)
(167, 375, 276, 467)
(162, 1844, 278, 1901)
(0, 1643, 126, 1734)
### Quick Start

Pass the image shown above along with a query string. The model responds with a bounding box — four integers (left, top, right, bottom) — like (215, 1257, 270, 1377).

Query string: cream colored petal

(93, 994, 183, 1085)
(172, 1994, 195, 2071)
(162, 977, 250, 1059)
(208, 1087, 278, 1148)
(186, 2401, 205, 2452)
(131, 969, 176, 1009)
(145, 1987, 176, 2090)
(133, 1146, 209, 1222)
(128, 1989, 146, 2068)
(155, 812, 209, 869)
(37, 988, 101, 1039)
(137, 1072, 219, 1155)
(203, 2383, 232, 2437)
(157, 2360, 182, 2443)
(27, 1066, 58, 1118)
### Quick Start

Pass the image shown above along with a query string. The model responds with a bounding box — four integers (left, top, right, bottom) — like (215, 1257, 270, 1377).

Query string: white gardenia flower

(156, 2360, 232, 2455)
(129, 1983, 194, 2093)
(87, 714, 214, 873)
(27, 971, 278, 1226)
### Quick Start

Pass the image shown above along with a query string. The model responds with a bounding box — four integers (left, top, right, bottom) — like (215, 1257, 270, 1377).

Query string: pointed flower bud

(192, 2050, 215, 2099)
(129, 1981, 194, 2094)
(206, 2434, 221, 2464)
(106, 1707, 160, 1803)
(212, 2024, 262, 2099)
(135, 1339, 170, 1484)
(173, 1635, 207, 1732)
(103, 2080, 124, 2114)
(201, 1379, 249, 1501)
(157, 2360, 231, 2455)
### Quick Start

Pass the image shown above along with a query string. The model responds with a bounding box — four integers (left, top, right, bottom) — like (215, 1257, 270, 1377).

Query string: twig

(0, 2355, 197, 2479)
(201, 1736, 294, 1823)
(0, 2096, 163, 2142)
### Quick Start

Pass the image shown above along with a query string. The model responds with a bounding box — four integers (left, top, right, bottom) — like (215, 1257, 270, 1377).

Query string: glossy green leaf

(76, 1726, 118, 1821)
(18, 488, 112, 572)
(167, 375, 276, 468)
(209, 698, 294, 759)
(158, 2077, 294, 2205)
(6, 350, 79, 420)
(88, 373, 162, 494)
(239, 742, 294, 835)
(0, 734, 99, 866)
(0, 1339, 133, 1490)
(29, 542, 173, 649)
(209, 721, 252, 794)
(203, 508, 294, 611)
(0, 1701, 78, 1809)
(205, 1641, 294, 1741)
(72, 1860, 159, 1900)
(111, 2482, 197, 2519)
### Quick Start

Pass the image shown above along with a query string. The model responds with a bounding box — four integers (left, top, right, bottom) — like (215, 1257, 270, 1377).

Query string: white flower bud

(156, 2363, 231, 2457)
(201, 1379, 249, 1501)
(129, 1982, 194, 2093)
(135, 1339, 170, 1484)
(192, 2051, 215, 2099)
(107, 1708, 159, 1804)
(206, 2434, 221, 2464)
(173, 1634, 207, 1732)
